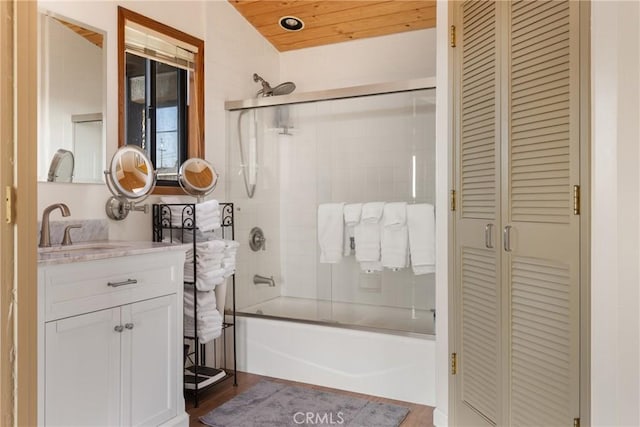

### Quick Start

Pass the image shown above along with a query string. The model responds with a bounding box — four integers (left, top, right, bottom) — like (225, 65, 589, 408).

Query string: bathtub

(234, 315, 436, 406)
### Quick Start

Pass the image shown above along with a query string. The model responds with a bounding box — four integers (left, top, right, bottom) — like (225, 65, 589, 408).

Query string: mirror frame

(117, 7, 205, 195)
(178, 157, 218, 199)
(108, 145, 156, 200)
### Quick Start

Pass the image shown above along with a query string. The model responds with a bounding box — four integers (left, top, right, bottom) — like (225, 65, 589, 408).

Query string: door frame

(0, 1, 38, 425)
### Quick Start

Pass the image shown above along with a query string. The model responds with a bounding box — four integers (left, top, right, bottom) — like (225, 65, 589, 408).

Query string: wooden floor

(185, 371, 434, 427)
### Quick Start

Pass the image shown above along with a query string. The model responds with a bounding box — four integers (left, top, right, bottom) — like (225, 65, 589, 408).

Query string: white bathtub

(235, 315, 436, 406)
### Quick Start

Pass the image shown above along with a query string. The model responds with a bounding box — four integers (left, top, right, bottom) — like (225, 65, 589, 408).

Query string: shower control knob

(249, 227, 267, 251)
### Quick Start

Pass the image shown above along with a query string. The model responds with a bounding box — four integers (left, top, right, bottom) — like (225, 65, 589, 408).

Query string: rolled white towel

(343, 203, 362, 256)
(361, 202, 385, 223)
(407, 203, 435, 275)
(317, 203, 345, 263)
(360, 261, 383, 273)
(196, 240, 227, 253)
(354, 203, 385, 262)
(381, 202, 409, 269)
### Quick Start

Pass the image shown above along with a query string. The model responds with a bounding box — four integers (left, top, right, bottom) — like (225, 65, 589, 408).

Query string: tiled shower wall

(278, 90, 436, 310)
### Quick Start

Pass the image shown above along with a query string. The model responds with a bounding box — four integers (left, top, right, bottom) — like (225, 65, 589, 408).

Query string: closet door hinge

(450, 25, 457, 47)
(573, 185, 580, 215)
(450, 190, 457, 211)
(451, 352, 457, 375)
(4, 186, 13, 224)
(573, 417, 580, 427)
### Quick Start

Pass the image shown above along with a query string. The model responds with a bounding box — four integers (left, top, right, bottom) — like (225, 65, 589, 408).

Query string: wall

(280, 28, 436, 92)
(591, 1, 640, 425)
(36, 0, 280, 241)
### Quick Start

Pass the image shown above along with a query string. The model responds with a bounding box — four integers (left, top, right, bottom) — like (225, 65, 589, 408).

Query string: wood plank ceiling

(228, 0, 436, 52)
(54, 17, 103, 48)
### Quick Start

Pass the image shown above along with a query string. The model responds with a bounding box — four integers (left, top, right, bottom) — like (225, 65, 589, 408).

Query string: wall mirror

(104, 145, 157, 220)
(118, 7, 205, 194)
(37, 11, 106, 184)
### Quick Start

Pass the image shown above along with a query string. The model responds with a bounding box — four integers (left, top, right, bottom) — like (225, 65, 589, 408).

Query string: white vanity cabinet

(38, 246, 188, 427)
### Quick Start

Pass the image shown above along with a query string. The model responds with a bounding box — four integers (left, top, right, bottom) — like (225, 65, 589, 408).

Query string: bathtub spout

(253, 274, 276, 287)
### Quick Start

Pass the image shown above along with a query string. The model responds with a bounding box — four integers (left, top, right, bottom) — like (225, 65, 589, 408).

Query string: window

(118, 7, 204, 193)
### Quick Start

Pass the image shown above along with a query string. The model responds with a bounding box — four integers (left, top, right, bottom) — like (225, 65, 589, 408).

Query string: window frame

(118, 6, 204, 195)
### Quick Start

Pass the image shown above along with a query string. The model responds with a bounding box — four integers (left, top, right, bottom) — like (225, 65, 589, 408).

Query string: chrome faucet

(253, 274, 276, 287)
(39, 203, 70, 247)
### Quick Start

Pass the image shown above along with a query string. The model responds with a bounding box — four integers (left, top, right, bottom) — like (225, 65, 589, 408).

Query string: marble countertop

(37, 240, 190, 266)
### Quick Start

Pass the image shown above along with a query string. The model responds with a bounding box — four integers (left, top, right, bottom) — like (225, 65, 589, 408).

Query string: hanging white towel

(354, 202, 384, 268)
(407, 203, 435, 275)
(381, 202, 409, 269)
(343, 203, 362, 256)
(317, 203, 345, 263)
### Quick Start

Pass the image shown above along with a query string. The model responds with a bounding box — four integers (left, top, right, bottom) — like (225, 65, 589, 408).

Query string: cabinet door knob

(125, 323, 134, 330)
(114, 325, 124, 333)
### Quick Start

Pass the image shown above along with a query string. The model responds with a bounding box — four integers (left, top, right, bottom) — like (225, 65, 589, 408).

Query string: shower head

(253, 73, 296, 97)
(271, 81, 296, 96)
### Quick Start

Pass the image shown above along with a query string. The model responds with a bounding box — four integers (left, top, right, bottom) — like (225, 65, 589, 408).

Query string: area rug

(200, 380, 409, 427)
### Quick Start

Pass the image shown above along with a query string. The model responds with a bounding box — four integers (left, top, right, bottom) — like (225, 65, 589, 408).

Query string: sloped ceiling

(228, 1, 436, 52)
(54, 17, 103, 49)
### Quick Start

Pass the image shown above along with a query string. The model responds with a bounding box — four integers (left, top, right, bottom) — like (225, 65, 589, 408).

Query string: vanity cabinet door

(45, 307, 121, 427)
(121, 294, 178, 427)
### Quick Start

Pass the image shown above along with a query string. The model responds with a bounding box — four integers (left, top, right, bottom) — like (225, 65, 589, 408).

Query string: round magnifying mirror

(109, 145, 156, 200)
(47, 149, 75, 183)
(178, 158, 218, 199)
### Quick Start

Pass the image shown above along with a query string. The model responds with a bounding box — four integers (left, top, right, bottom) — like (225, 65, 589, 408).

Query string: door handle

(503, 225, 512, 252)
(484, 224, 494, 248)
(125, 323, 134, 330)
(114, 325, 124, 333)
(107, 278, 138, 288)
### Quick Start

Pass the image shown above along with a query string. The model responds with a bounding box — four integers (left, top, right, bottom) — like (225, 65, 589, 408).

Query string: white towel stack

(317, 203, 345, 263)
(354, 202, 385, 272)
(222, 240, 239, 278)
(407, 203, 435, 275)
(184, 311, 223, 343)
(160, 197, 222, 231)
(184, 240, 227, 290)
(381, 202, 409, 269)
(343, 203, 362, 256)
(183, 284, 217, 310)
(183, 285, 223, 343)
(195, 200, 221, 232)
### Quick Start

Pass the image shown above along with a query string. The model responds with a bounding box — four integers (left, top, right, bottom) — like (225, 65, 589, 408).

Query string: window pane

(125, 53, 147, 151)
(155, 62, 180, 181)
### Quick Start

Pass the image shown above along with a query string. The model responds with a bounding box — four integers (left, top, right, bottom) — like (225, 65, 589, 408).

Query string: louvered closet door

(504, 1, 581, 425)
(454, 1, 502, 425)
